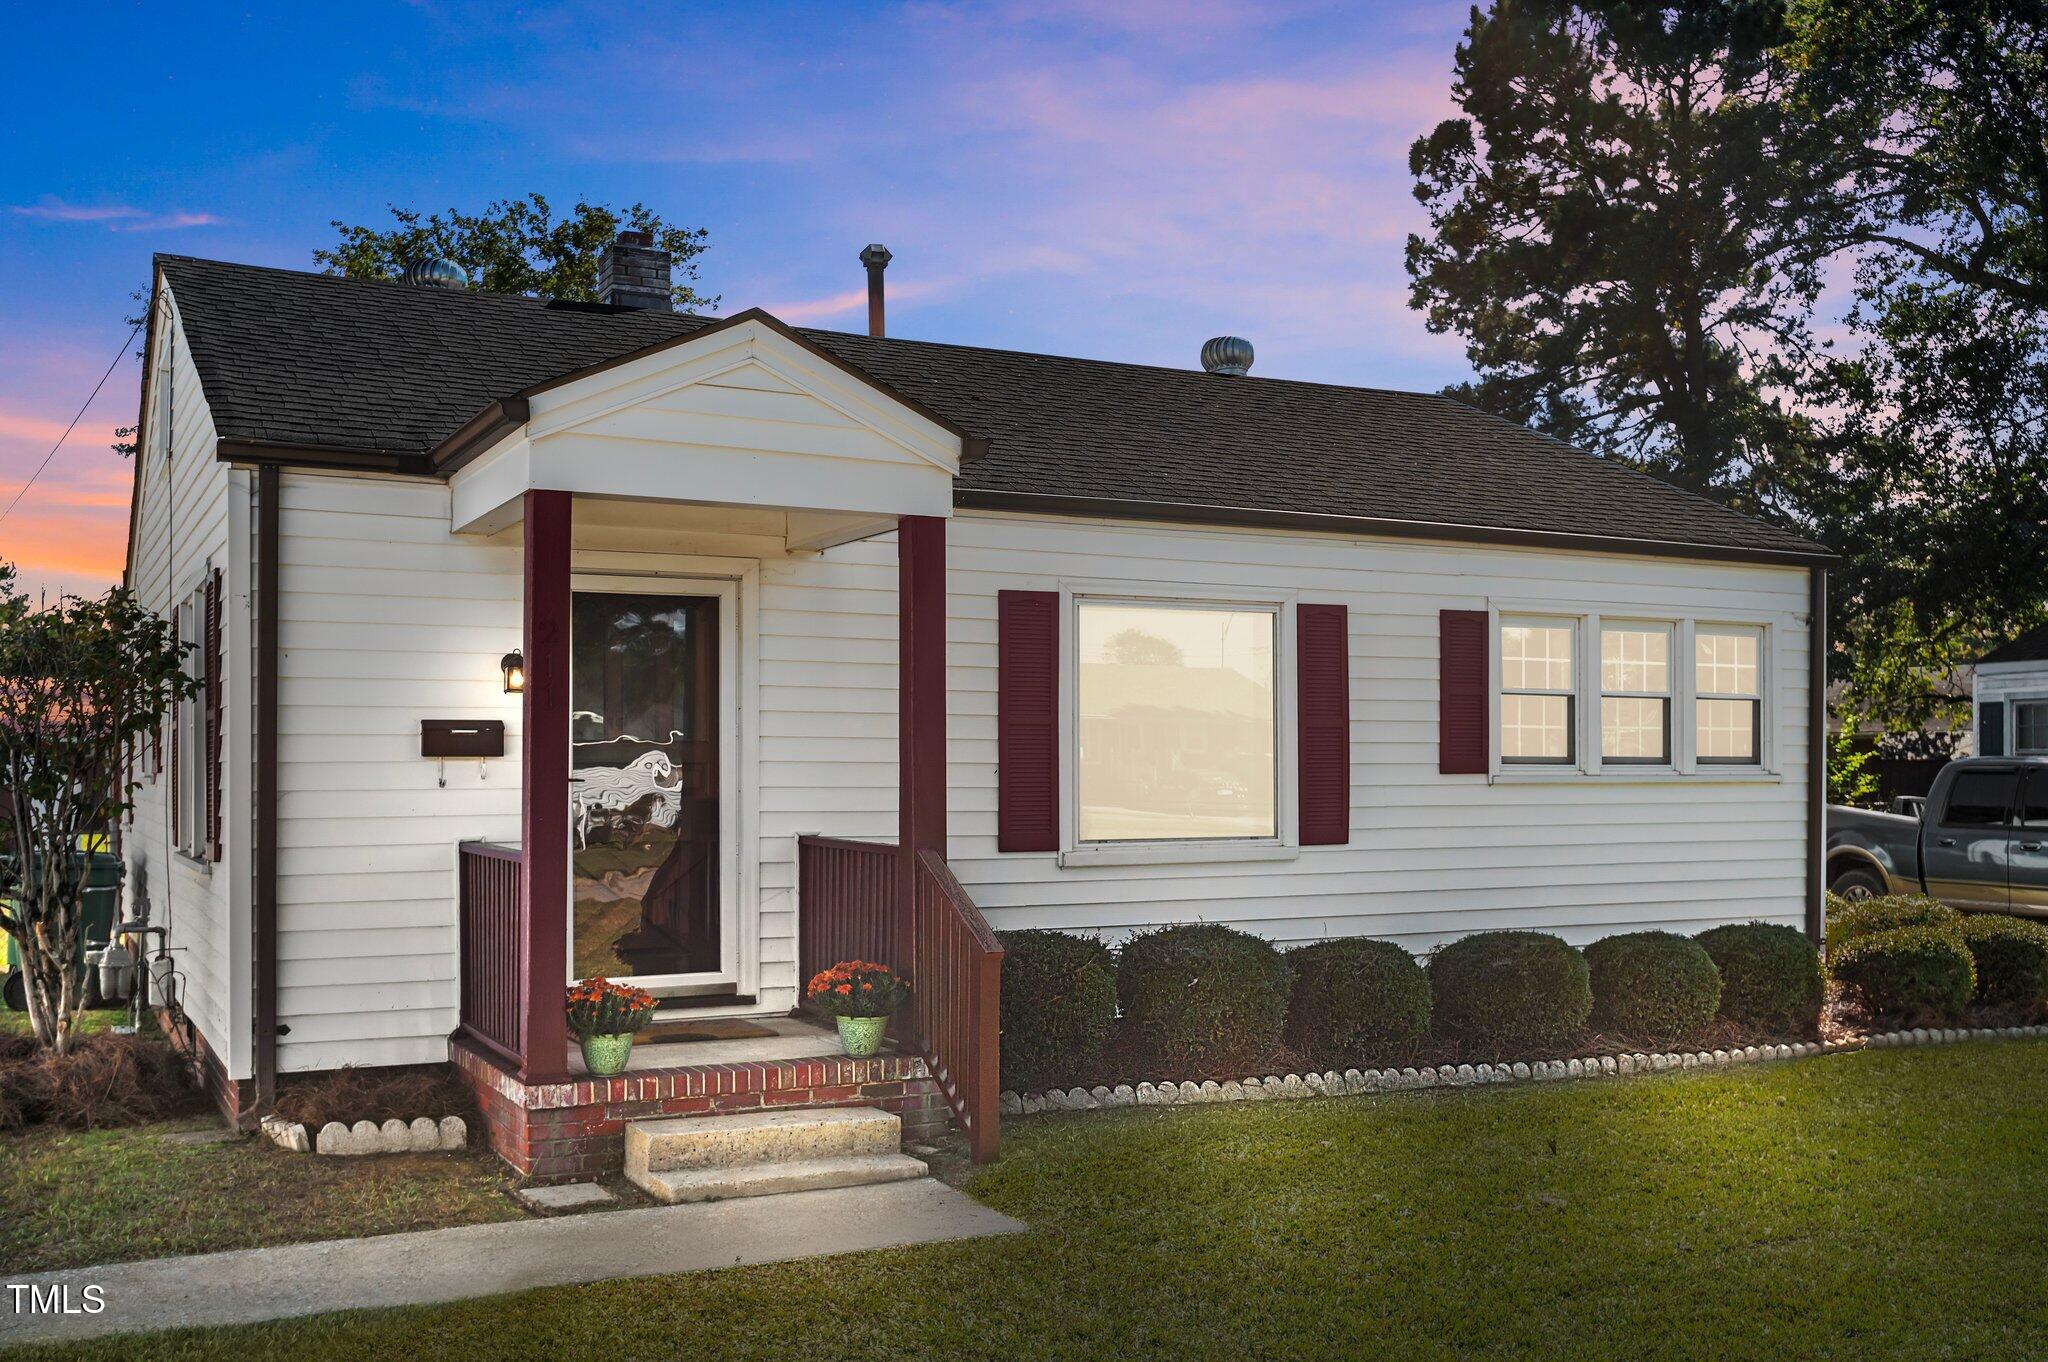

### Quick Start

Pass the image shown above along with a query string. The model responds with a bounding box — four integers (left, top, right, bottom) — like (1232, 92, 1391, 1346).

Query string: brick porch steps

(450, 1031, 950, 1181)
(626, 1107, 926, 1203)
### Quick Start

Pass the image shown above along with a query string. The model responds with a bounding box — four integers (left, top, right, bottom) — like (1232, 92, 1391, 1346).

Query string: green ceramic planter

(580, 1031, 634, 1077)
(836, 1014, 887, 1058)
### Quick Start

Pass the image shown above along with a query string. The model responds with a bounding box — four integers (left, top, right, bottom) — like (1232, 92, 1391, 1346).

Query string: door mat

(634, 1018, 779, 1045)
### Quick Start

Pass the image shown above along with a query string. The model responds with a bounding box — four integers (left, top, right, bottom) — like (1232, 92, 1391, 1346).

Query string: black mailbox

(420, 719, 506, 759)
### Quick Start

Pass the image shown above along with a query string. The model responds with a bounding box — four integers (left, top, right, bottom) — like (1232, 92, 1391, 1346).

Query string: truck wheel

(1829, 864, 1886, 902)
(2, 970, 23, 1012)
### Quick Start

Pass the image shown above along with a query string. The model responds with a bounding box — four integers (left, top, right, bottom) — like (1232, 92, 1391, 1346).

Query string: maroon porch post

(897, 516, 947, 967)
(519, 489, 572, 1083)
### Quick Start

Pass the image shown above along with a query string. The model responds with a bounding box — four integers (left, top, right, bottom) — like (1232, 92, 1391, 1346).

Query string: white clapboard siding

(257, 475, 1812, 1073)
(121, 286, 247, 1077)
(932, 512, 1813, 952)
(271, 471, 523, 1072)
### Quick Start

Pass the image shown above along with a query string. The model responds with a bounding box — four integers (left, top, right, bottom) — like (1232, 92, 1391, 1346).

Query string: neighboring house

(1975, 624, 2048, 758)
(120, 235, 1833, 1174)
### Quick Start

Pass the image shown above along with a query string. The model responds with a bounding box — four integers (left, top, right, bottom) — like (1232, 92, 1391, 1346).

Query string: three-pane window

(1600, 624, 1671, 763)
(1493, 617, 1769, 771)
(1695, 628, 1762, 765)
(1499, 620, 1576, 764)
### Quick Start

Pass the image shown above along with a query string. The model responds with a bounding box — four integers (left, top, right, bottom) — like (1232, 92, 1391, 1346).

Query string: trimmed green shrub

(997, 929, 1118, 1092)
(1583, 931, 1721, 1040)
(1283, 938, 1431, 1065)
(1695, 922, 1824, 1033)
(1957, 915, 2048, 1006)
(1117, 924, 1291, 1073)
(1427, 930, 1591, 1055)
(1829, 925, 1975, 1021)
(1825, 893, 1960, 955)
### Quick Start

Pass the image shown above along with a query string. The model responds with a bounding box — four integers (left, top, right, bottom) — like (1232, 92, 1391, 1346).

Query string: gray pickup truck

(1827, 757, 2048, 914)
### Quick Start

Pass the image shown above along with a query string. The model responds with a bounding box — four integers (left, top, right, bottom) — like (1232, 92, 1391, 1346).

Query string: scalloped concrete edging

(260, 1114, 468, 1155)
(997, 1023, 2048, 1118)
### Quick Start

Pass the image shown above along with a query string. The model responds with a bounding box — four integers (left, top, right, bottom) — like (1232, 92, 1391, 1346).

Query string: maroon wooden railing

(909, 850, 1004, 1163)
(797, 835, 1004, 1162)
(457, 841, 524, 1068)
(796, 835, 898, 988)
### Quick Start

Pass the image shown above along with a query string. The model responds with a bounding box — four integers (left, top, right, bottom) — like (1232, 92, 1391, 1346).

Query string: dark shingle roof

(1981, 623, 2048, 665)
(158, 254, 1827, 562)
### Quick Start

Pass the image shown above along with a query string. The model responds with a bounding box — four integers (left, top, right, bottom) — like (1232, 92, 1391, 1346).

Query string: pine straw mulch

(0, 1028, 210, 1133)
(271, 1064, 480, 1131)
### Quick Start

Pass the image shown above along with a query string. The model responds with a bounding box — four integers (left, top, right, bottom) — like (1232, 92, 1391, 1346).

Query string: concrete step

(635, 1153, 932, 1205)
(625, 1106, 911, 1198)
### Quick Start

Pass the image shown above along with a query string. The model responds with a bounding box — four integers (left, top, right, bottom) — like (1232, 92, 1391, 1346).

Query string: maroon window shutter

(997, 590, 1060, 852)
(204, 568, 223, 861)
(1440, 609, 1489, 775)
(1295, 603, 1350, 845)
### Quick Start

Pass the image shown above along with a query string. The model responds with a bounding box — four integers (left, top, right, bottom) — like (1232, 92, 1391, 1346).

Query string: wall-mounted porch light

(500, 650, 525, 694)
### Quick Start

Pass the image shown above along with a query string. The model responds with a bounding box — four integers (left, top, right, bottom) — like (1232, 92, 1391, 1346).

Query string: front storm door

(569, 586, 732, 987)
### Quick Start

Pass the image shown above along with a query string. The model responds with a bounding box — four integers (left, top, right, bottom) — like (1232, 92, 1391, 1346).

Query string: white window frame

(1057, 582, 1298, 868)
(1693, 622, 1767, 768)
(1498, 614, 1580, 766)
(1598, 619, 1675, 767)
(1486, 602, 1783, 782)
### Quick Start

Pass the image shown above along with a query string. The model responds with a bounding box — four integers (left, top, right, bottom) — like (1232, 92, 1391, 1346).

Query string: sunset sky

(0, 1, 1480, 601)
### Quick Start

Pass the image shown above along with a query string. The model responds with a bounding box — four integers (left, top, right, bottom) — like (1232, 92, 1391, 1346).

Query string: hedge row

(1825, 892, 2048, 1021)
(997, 917, 1834, 1088)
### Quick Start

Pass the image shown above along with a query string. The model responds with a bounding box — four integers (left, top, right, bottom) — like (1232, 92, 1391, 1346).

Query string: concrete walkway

(1, 1178, 1024, 1347)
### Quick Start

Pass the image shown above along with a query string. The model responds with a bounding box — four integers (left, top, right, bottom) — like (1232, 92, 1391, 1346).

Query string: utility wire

(0, 319, 144, 531)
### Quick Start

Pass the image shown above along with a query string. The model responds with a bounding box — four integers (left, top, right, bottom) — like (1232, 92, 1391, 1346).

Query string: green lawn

(13, 1039, 2048, 1360)
(0, 1121, 524, 1274)
(0, 1008, 127, 1040)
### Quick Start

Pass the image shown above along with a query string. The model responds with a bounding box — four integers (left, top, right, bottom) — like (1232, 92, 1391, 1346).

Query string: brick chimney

(598, 230, 672, 311)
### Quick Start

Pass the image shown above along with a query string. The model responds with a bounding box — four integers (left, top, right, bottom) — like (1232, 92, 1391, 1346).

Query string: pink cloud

(767, 277, 951, 326)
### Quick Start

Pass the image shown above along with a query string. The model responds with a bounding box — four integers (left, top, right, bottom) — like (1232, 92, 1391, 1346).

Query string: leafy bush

(1825, 893, 1959, 955)
(1116, 924, 1291, 1073)
(1695, 922, 1824, 1033)
(1829, 925, 1975, 1021)
(1957, 915, 2048, 1006)
(1427, 930, 1591, 1056)
(1583, 931, 1722, 1040)
(997, 930, 1117, 1092)
(1282, 938, 1431, 1065)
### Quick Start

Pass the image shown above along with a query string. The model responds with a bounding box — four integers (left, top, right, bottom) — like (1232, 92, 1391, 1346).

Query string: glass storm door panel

(569, 591, 722, 983)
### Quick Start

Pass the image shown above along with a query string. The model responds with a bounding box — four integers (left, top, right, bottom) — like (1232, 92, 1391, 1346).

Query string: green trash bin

(2, 847, 121, 1010)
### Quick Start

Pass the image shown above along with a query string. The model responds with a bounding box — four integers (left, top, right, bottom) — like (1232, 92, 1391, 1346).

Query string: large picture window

(1600, 623, 1671, 764)
(1696, 627, 1763, 765)
(1075, 599, 1277, 843)
(1499, 619, 1576, 764)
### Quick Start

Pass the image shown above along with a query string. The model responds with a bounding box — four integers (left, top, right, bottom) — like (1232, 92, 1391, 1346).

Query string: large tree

(1785, 0, 2048, 728)
(1785, 0, 2047, 313)
(315, 193, 717, 310)
(0, 565, 192, 1055)
(1407, 0, 1847, 506)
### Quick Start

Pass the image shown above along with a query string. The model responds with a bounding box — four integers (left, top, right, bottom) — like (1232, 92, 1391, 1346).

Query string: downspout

(1807, 566, 1828, 943)
(253, 464, 280, 1112)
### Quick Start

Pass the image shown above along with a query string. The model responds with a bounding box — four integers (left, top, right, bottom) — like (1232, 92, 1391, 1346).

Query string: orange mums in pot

(805, 961, 910, 1019)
